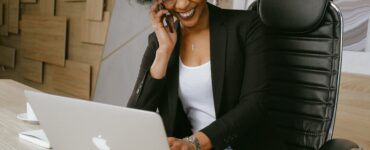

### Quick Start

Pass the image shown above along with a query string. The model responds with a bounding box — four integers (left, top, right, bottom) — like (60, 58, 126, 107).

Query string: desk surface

(0, 79, 45, 150)
(1, 74, 369, 149)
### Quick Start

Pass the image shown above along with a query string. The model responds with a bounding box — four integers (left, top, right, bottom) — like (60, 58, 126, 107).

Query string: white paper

(26, 102, 38, 121)
(19, 129, 51, 149)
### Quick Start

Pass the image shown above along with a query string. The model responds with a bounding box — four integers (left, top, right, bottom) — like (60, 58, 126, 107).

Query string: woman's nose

(175, 0, 190, 10)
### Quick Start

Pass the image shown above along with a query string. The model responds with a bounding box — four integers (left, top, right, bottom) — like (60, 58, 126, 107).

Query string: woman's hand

(167, 132, 213, 150)
(168, 137, 196, 150)
(150, 0, 177, 54)
(149, 0, 177, 79)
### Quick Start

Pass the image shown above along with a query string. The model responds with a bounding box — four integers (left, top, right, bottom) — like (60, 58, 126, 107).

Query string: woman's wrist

(156, 46, 173, 56)
(194, 132, 212, 150)
(182, 135, 201, 150)
(150, 48, 172, 79)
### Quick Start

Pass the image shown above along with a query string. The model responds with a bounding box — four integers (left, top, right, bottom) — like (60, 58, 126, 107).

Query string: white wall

(94, 0, 152, 106)
(335, 0, 370, 75)
(342, 51, 370, 75)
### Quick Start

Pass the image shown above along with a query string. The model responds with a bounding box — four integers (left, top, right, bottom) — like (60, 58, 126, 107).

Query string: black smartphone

(158, 3, 174, 33)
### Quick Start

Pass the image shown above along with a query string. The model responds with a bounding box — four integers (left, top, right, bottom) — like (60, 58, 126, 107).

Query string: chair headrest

(258, 0, 329, 33)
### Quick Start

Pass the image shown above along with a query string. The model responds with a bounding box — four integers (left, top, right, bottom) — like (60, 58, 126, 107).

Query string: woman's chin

(179, 18, 199, 29)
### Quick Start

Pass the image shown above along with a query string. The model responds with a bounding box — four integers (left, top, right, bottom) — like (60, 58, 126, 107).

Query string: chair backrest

(250, 0, 344, 149)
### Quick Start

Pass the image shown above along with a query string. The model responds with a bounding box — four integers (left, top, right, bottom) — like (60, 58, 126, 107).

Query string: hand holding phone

(149, 0, 177, 53)
(158, 3, 174, 33)
(149, 0, 177, 79)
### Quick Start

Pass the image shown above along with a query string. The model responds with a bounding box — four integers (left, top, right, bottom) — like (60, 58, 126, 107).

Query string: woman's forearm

(150, 49, 172, 79)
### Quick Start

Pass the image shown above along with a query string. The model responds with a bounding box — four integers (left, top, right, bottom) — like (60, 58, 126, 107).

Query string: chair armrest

(319, 139, 360, 150)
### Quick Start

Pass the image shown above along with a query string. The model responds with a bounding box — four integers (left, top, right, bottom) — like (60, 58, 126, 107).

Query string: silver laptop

(25, 90, 169, 150)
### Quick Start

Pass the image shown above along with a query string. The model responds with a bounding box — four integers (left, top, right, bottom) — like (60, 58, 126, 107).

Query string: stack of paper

(19, 129, 51, 149)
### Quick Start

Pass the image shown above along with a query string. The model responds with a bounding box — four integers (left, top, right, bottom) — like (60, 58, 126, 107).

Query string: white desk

(0, 79, 46, 150)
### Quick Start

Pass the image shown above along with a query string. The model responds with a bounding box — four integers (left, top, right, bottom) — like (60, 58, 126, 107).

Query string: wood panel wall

(21, 15, 67, 66)
(0, 4, 4, 25)
(0, 45, 15, 68)
(0, 0, 9, 36)
(8, 0, 19, 34)
(0, 0, 115, 99)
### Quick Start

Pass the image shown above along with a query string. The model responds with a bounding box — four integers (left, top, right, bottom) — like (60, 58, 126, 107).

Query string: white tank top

(178, 58, 216, 133)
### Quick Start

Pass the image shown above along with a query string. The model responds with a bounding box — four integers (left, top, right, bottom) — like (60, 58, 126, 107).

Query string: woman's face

(163, 0, 208, 29)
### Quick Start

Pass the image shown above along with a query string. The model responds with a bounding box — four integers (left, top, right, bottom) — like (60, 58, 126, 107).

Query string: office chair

(249, 0, 361, 149)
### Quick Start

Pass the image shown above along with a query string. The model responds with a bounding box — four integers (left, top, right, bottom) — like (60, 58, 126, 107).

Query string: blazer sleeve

(200, 18, 271, 149)
(126, 33, 166, 111)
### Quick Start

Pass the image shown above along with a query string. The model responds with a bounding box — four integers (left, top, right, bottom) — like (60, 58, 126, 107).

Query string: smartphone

(158, 3, 174, 33)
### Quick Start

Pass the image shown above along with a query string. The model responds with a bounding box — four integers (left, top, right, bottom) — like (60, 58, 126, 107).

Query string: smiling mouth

(178, 8, 195, 19)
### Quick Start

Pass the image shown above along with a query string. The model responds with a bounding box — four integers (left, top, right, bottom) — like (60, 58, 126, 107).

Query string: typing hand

(168, 137, 196, 150)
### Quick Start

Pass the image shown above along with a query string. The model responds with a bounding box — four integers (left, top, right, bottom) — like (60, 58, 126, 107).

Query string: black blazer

(128, 3, 285, 150)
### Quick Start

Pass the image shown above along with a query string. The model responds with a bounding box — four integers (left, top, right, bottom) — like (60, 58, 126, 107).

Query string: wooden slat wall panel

(0, 4, 3, 25)
(21, 0, 55, 16)
(0, 45, 15, 68)
(39, 0, 55, 16)
(52, 60, 91, 99)
(8, 0, 19, 34)
(0, 0, 114, 99)
(20, 15, 67, 66)
(86, 0, 104, 21)
(21, 58, 43, 83)
(82, 11, 110, 45)
(20, 0, 36, 3)
(0, 0, 8, 36)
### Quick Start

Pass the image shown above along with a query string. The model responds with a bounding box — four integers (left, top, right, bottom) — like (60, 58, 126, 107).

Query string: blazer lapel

(165, 21, 182, 135)
(208, 4, 227, 117)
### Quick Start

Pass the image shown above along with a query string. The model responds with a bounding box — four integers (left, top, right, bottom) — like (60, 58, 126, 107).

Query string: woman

(128, 0, 285, 149)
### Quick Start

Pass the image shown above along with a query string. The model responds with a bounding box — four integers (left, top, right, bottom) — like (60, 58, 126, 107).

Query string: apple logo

(92, 134, 111, 150)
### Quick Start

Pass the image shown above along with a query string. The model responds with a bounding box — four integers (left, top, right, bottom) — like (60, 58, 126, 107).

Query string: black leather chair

(249, 0, 361, 149)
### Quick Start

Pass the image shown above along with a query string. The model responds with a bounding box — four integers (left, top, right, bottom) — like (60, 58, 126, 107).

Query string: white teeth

(179, 9, 195, 18)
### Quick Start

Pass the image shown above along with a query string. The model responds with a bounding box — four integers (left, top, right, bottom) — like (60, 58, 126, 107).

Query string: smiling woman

(127, 0, 285, 150)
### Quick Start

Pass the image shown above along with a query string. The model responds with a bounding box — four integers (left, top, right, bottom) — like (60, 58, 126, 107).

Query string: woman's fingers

(181, 146, 191, 150)
(149, 1, 161, 24)
(150, 0, 159, 14)
(149, 0, 176, 34)
(152, 10, 169, 29)
(170, 141, 182, 150)
(168, 138, 195, 150)
(155, 10, 169, 20)
(150, 3, 170, 31)
(168, 137, 177, 145)
(167, 14, 175, 33)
